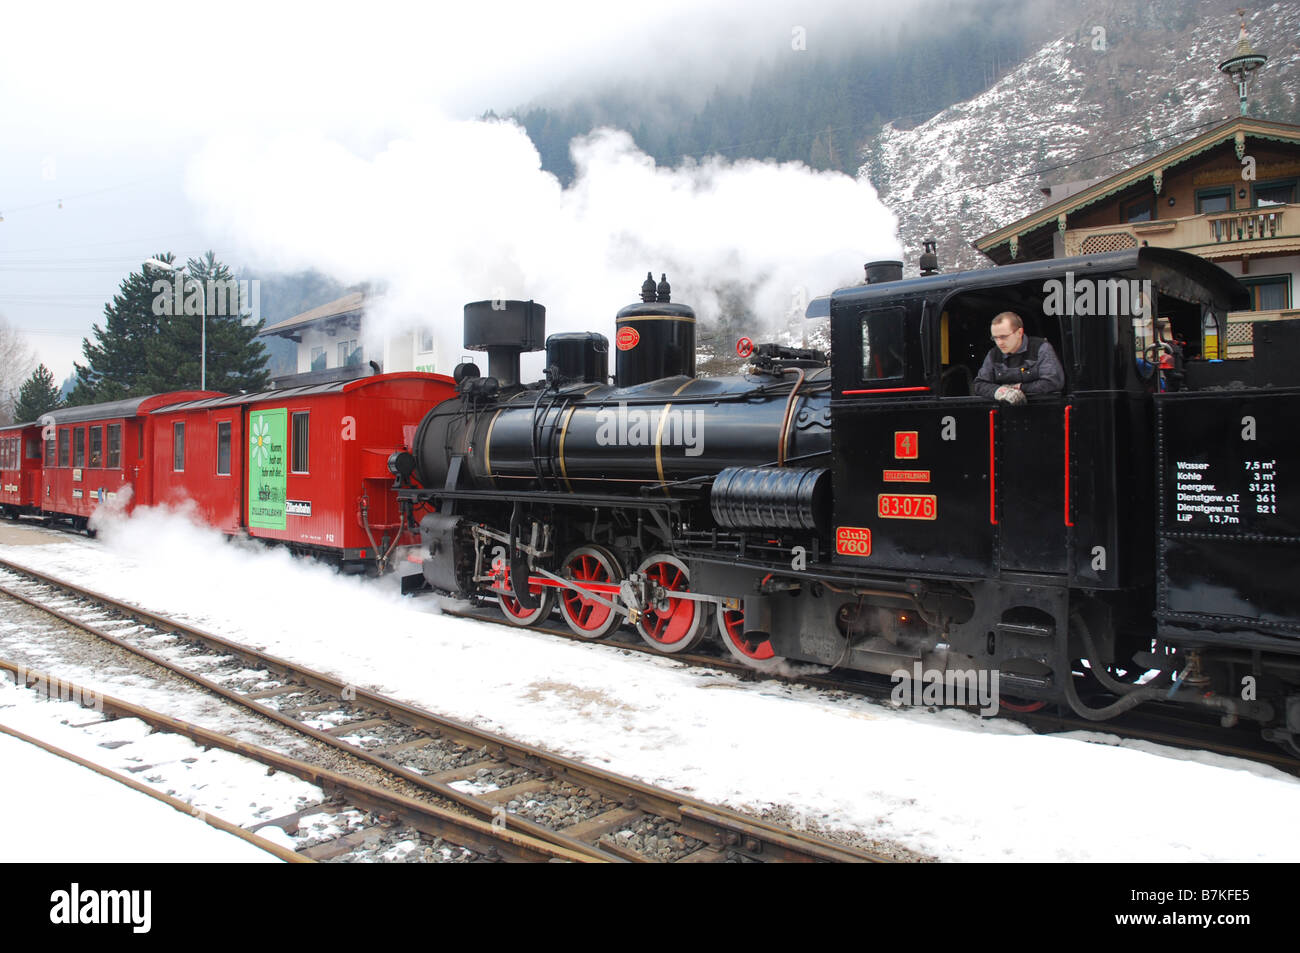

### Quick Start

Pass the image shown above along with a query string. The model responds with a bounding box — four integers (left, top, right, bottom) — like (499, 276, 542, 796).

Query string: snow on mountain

(863, 0, 1300, 273)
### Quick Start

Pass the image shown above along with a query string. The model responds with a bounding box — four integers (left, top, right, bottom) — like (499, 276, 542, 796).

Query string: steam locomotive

(399, 250, 1300, 754)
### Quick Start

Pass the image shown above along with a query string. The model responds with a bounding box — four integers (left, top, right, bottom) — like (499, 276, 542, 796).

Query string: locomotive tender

(402, 250, 1300, 752)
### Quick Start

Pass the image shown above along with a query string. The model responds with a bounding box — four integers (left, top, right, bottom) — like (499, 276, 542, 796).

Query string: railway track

(0, 659, 590, 863)
(444, 601, 1300, 777)
(0, 556, 885, 863)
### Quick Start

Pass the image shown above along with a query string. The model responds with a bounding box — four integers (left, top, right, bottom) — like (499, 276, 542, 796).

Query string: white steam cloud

(187, 116, 900, 374)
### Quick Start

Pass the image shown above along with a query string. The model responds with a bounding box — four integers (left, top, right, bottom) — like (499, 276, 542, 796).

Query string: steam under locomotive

(397, 251, 1300, 754)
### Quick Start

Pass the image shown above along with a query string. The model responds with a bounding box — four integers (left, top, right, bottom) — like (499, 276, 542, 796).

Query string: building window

(1122, 196, 1153, 223)
(338, 340, 361, 367)
(107, 424, 121, 469)
(291, 412, 309, 474)
(1195, 188, 1232, 214)
(58, 429, 69, 468)
(217, 422, 231, 476)
(73, 428, 85, 468)
(419, 329, 434, 352)
(89, 426, 103, 468)
(310, 346, 326, 371)
(1253, 179, 1296, 208)
(173, 422, 185, 472)
(1242, 276, 1291, 312)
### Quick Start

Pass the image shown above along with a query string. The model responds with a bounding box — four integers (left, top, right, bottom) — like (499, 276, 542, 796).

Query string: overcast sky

(0, 0, 979, 380)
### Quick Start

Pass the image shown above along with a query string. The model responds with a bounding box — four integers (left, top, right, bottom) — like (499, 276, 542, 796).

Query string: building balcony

(1063, 203, 1299, 260)
(1224, 307, 1300, 358)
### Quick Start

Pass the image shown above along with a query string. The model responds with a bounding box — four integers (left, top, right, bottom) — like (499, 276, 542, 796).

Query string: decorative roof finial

(1218, 11, 1267, 116)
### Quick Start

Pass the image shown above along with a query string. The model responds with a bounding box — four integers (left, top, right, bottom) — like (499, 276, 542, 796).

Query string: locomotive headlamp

(387, 451, 416, 483)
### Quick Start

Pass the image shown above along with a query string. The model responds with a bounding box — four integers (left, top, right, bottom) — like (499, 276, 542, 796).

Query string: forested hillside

(506, 0, 1053, 181)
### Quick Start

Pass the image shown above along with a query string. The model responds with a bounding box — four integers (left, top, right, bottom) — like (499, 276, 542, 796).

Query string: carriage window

(861, 312, 905, 382)
(89, 427, 103, 468)
(291, 412, 309, 474)
(173, 422, 185, 472)
(217, 422, 231, 476)
(107, 425, 121, 469)
(73, 428, 85, 468)
(45, 434, 55, 467)
(26, 438, 40, 460)
(58, 430, 69, 467)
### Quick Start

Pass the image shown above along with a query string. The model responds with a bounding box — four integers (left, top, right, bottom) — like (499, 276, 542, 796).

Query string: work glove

(994, 385, 1027, 406)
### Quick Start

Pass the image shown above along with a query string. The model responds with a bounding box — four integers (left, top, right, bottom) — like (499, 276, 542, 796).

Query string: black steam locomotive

(399, 251, 1300, 753)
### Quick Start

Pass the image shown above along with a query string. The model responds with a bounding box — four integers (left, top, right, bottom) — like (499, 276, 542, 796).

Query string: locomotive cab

(817, 248, 1249, 701)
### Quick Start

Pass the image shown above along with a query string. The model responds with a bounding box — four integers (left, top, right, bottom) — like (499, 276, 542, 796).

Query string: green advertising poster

(248, 408, 287, 530)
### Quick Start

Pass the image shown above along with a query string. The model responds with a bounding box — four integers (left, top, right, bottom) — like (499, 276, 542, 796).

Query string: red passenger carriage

(0, 422, 44, 518)
(40, 392, 219, 530)
(152, 373, 456, 568)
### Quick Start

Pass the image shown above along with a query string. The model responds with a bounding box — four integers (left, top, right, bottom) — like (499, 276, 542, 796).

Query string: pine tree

(69, 252, 270, 405)
(13, 364, 63, 423)
(146, 251, 270, 394)
(68, 255, 170, 406)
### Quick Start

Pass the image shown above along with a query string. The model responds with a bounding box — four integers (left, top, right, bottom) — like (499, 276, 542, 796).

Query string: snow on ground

(3, 509, 1300, 862)
(0, 680, 287, 862)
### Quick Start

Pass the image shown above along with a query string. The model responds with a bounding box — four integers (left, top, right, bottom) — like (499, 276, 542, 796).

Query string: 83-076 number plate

(877, 494, 937, 520)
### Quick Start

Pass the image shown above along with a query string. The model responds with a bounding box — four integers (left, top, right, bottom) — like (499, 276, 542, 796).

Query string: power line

(0, 231, 198, 256)
(0, 177, 154, 217)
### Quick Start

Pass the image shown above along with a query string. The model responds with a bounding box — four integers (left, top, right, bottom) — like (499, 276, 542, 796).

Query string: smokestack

(462, 299, 546, 387)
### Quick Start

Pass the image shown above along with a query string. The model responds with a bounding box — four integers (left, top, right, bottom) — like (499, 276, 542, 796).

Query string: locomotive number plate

(894, 432, 919, 459)
(877, 494, 937, 520)
(835, 526, 872, 556)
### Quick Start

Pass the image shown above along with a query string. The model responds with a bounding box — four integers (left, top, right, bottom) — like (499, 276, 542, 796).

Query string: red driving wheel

(495, 565, 554, 627)
(634, 554, 708, 654)
(558, 545, 623, 639)
(717, 604, 784, 669)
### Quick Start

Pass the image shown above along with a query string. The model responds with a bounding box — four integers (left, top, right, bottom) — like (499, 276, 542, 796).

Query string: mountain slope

(864, 0, 1300, 272)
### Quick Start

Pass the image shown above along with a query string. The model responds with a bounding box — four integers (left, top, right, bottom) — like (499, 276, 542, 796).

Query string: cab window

(860, 311, 905, 383)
